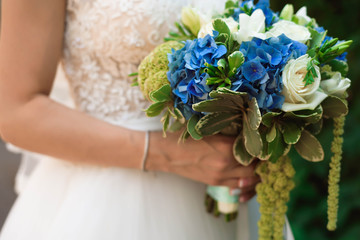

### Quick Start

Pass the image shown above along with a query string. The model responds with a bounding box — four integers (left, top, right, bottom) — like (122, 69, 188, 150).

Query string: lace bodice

(61, 0, 225, 126)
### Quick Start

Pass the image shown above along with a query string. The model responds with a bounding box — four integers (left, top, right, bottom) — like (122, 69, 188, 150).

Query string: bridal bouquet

(132, 0, 352, 239)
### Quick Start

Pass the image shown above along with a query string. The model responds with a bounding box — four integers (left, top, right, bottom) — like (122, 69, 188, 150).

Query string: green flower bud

(280, 4, 294, 21)
(181, 7, 209, 36)
(138, 41, 184, 100)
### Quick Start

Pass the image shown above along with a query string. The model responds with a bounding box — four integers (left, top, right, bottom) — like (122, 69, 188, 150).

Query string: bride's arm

(0, 0, 148, 169)
(0, 0, 259, 200)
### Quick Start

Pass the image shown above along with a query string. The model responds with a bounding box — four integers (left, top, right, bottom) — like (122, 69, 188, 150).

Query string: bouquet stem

(327, 116, 346, 231)
(256, 156, 296, 240)
(205, 194, 238, 222)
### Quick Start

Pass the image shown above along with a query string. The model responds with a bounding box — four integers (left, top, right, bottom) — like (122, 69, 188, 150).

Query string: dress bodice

(61, 0, 225, 126)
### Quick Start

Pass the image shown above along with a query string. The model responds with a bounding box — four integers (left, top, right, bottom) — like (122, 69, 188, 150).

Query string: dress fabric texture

(0, 0, 294, 239)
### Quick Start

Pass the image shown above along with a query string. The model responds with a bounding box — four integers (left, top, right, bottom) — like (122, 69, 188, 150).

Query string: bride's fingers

(239, 190, 256, 203)
(227, 160, 259, 178)
(217, 178, 240, 189)
(238, 176, 261, 189)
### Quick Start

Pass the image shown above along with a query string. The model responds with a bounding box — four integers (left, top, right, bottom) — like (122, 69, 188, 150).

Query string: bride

(0, 0, 293, 239)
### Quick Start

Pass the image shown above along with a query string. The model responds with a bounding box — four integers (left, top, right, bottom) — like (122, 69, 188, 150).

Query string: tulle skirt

(1, 155, 241, 240)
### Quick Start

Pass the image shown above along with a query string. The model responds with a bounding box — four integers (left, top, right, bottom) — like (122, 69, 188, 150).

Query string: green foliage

(201, 20, 243, 89)
(303, 58, 320, 86)
(145, 84, 186, 136)
(187, 115, 203, 140)
(165, 22, 196, 42)
(137, 41, 184, 100)
(322, 96, 348, 118)
(192, 88, 263, 166)
(294, 130, 325, 162)
(270, 0, 360, 239)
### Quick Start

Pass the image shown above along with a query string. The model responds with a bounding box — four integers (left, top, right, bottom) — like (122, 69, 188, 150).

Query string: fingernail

(239, 179, 246, 188)
(230, 189, 242, 196)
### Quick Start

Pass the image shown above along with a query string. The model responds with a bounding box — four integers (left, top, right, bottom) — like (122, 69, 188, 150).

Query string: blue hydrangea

(232, 0, 279, 28)
(167, 34, 227, 119)
(315, 27, 348, 62)
(231, 34, 308, 111)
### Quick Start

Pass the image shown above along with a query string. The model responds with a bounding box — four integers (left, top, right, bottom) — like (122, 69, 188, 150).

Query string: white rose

(266, 20, 311, 43)
(320, 72, 351, 98)
(234, 9, 267, 44)
(295, 7, 312, 26)
(281, 55, 328, 112)
(181, 7, 210, 36)
(198, 18, 239, 38)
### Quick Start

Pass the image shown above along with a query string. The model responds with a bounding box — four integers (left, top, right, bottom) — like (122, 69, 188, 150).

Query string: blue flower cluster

(167, 34, 227, 119)
(231, 34, 308, 111)
(316, 27, 348, 62)
(232, 0, 279, 28)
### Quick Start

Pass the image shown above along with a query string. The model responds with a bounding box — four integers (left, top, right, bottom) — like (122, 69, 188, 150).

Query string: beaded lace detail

(61, 0, 225, 123)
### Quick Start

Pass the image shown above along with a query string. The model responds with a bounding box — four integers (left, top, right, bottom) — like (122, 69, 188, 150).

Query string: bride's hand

(147, 132, 260, 203)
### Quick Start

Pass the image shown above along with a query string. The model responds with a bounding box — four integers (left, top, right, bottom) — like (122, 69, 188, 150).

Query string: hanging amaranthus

(256, 156, 296, 240)
(327, 116, 346, 231)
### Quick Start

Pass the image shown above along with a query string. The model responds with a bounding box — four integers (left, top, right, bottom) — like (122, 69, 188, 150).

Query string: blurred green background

(270, 0, 360, 239)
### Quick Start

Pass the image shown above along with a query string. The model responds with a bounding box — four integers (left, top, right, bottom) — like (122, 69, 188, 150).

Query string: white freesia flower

(281, 55, 328, 112)
(198, 18, 239, 38)
(320, 72, 351, 98)
(181, 7, 210, 36)
(266, 20, 311, 43)
(234, 9, 267, 44)
(295, 7, 312, 26)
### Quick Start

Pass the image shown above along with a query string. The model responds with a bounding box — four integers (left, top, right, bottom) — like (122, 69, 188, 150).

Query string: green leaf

(192, 98, 241, 113)
(220, 122, 241, 136)
(217, 59, 227, 74)
(217, 87, 248, 96)
(259, 127, 270, 160)
(309, 27, 327, 50)
(262, 112, 282, 127)
(187, 115, 203, 140)
(213, 19, 231, 36)
(328, 59, 349, 77)
(243, 114, 263, 157)
(281, 121, 302, 144)
(268, 128, 288, 163)
(173, 108, 186, 124)
(208, 91, 245, 108)
(294, 130, 324, 162)
(305, 119, 323, 135)
(228, 51, 245, 77)
(161, 112, 170, 137)
(303, 58, 319, 86)
(225, 0, 236, 9)
(146, 102, 167, 117)
(233, 134, 254, 166)
(248, 97, 261, 130)
(178, 128, 190, 143)
(322, 96, 348, 118)
(169, 120, 185, 132)
(128, 72, 138, 77)
(196, 112, 241, 136)
(284, 106, 323, 124)
(149, 84, 172, 102)
(266, 124, 277, 143)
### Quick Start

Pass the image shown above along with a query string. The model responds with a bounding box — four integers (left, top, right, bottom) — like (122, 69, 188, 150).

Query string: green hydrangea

(138, 41, 184, 100)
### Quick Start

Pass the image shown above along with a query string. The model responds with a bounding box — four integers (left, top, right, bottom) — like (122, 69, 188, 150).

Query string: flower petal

(281, 91, 328, 112)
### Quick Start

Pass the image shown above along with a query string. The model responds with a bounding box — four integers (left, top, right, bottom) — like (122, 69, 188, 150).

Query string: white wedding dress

(0, 0, 294, 239)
